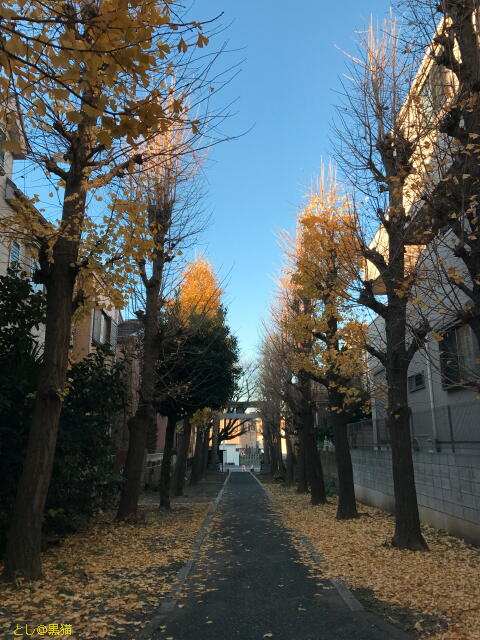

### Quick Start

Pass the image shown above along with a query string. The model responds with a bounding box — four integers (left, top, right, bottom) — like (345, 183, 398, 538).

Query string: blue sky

(195, 0, 391, 361)
(13, 1, 391, 362)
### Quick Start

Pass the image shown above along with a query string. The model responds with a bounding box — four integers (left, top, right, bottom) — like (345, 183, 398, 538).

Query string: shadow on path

(152, 473, 411, 640)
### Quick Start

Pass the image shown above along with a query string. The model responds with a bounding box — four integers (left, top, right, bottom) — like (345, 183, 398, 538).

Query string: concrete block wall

(320, 450, 480, 545)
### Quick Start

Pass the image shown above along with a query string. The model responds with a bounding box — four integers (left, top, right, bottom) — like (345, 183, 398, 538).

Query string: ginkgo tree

(155, 256, 239, 508)
(275, 277, 327, 505)
(258, 330, 290, 477)
(116, 112, 207, 521)
(0, 0, 221, 581)
(287, 168, 367, 519)
(333, 19, 435, 549)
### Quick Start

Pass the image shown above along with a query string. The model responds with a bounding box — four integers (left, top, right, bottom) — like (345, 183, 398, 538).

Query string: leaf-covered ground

(0, 501, 209, 639)
(268, 484, 480, 640)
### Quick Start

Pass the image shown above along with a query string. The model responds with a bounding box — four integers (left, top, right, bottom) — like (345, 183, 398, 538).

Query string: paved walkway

(153, 473, 410, 640)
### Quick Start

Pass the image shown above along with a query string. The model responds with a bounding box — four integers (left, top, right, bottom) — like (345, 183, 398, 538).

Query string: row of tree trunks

(285, 378, 357, 517)
(172, 416, 192, 497)
(285, 431, 295, 486)
(159, 415, 212, 509)
(159, 412, 178, 510)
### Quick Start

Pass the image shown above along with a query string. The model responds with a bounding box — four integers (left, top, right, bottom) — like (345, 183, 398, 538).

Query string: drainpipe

(425, 340, 438, 452)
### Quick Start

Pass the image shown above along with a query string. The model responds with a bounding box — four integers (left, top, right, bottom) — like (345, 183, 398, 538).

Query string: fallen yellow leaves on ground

(0, 502, 208, 639)
(269, 484, 480, 640)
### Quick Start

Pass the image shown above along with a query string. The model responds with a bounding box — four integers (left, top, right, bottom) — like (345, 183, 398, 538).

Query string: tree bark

(159, 412, 177, 509)
(329, 391, 357, 519)
(4, 175, 87, 581)
(385, 217, 428, 550)
(209, 418, 219, 470)
(275, 430, 285, 474)
(117, 208, 168, 520)
(172, 416, 192, 496)
(271, 415, 285, 474)
(299, 372, 326, 505)
(261, 416, 272, 471)
(190, 425, 204, 486)
(285, 433, 295, 486)
(295, 429, 308, 494)
(387, 349, 427, 549)
(201, 427, 210, 477)
(304, 416, 326, 505)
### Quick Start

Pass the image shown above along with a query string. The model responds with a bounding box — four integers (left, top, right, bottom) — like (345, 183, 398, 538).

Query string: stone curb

(139, 471, 231, 639)
(250, 472, 364, 613)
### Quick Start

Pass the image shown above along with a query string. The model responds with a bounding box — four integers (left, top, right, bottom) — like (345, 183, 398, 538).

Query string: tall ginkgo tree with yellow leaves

(155, 257, 238, 508)
(287, 168, 367, 519)
(178, 254, 223, 318)
(117, 113, 206, 521)
(0, 0, 221, 581)
(275, 275, 327, 504)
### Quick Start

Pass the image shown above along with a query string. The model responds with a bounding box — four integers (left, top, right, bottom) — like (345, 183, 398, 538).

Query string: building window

(440, 324, 480, 387)
(92, 309, 112, 346)
(408, 372, 425, 392)
(419, 63, 447, 123)
(9, 241, 20, 266)
(30, 259, 44, 293)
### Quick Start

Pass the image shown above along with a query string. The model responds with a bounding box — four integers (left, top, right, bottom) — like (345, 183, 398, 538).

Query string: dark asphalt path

(153, 473, 410, 640)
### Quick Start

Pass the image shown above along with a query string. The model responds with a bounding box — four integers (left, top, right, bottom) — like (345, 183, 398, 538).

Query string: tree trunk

(190, 426, 204, 486)
(172, 416, 192, 496)
(298, 372, 326, 505)
(384, 218, 428, 551)
(209, 418, 219, 470)
(285, 433, 295, 486)
(262, 418, 271, 471)
(159, 412, 177, 510)
(201, 427, 210, 477)
(296, 429, 308, 494)
(304, 415, 326, 505)
(116, 410, 150, 519)
(4, 177, 87, 581)
(266, 422, 277, 473)
(117, 234, 165, 520)
(274, 423, 285, 474)
(387, 369, 427, 550)
(330, 391, 357, 519)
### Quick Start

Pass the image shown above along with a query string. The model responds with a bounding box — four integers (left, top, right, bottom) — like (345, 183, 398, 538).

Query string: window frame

(92, 308, 113, 346)
(440, 323, 480, 388)
(407, 371, 425, 393)
(9, 241, 20, 266)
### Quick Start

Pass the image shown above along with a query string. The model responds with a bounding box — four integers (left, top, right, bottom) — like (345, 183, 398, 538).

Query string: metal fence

(347, 401, 480, 452)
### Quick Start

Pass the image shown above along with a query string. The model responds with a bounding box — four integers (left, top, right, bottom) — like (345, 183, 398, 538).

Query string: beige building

(0, 112, 121, 361)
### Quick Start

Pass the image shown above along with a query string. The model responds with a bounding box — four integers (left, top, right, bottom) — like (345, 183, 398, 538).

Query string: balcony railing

(347, 401, 480, 453)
